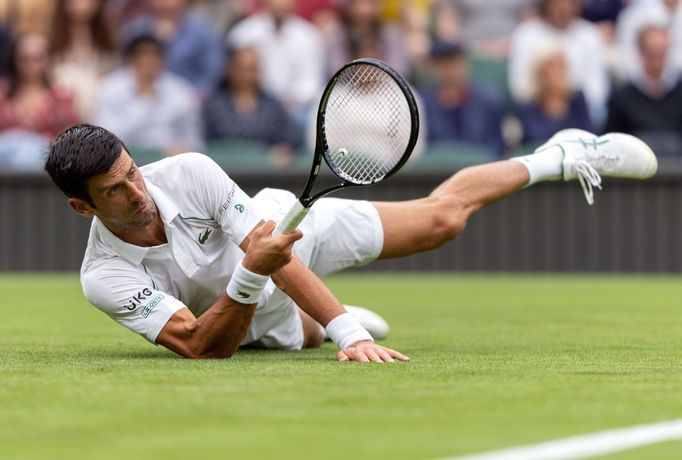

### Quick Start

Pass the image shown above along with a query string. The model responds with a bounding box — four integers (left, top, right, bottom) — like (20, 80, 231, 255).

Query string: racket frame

(274, 58, 419, 235)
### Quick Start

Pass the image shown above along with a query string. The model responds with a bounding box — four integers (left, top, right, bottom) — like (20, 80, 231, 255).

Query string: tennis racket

(273, 58, 420, 235)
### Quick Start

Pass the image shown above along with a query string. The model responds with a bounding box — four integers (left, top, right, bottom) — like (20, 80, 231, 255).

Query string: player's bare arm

(272, 254, 410, 363)
(239, 219, 409, 363)
(156, 221, 302, 359)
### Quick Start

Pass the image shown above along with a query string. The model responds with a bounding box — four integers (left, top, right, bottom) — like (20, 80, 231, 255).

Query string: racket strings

(323, 64, 412, 184)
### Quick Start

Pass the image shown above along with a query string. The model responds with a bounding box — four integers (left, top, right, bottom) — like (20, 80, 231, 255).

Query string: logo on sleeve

(123, 288, 153, 311)
(198, 228, 212, 244)
(236, 290, 250, 299)
(141, 294, 165, 318)
(234, 204, 244, 213)
(219, 183, 237, 216)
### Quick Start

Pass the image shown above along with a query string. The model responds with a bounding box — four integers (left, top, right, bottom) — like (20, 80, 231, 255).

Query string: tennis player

(45, 124, 657, 362)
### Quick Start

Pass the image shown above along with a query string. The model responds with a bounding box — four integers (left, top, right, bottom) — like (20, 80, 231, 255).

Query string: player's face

(84, 151, 158, 230)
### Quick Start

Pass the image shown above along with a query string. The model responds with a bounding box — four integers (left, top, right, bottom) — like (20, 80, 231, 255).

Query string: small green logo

(235, 204, 245, 213)
(236, 290, 250, 299)
(141, 294, 164, 318)
(198, 228, 212, 244)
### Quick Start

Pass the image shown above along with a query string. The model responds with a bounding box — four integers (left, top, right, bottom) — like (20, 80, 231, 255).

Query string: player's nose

(127, 180, 146, 203)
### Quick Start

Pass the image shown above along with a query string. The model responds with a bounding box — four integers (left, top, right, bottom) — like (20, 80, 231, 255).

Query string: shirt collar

(95, 179, 180, 265)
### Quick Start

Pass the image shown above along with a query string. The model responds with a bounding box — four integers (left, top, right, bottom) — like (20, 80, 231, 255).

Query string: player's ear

(68, 198, 95, 218)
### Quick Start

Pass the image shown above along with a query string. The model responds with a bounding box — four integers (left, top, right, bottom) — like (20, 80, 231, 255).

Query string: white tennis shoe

(537, 129, 658, 205)
(343, 305, 390, 340)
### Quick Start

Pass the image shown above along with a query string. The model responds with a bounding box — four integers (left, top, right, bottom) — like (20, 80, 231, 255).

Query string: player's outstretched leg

(374, 129, 658, 259)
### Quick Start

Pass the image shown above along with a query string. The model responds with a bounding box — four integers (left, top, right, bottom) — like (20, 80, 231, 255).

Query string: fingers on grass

(386, 347, 410, 362)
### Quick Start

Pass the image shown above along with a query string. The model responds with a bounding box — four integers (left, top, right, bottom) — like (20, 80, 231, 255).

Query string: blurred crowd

(0, 0, 680, 171)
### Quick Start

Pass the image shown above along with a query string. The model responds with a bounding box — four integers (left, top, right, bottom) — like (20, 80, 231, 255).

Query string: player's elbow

(423, 212, 467, 250)
(183, 345, 236, 360)
(180, 334, 239, 359)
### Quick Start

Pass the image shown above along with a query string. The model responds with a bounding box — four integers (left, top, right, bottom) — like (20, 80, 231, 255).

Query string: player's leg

(375, 160, 530, 258)
(298, 307, 325, 348)
(376, 129, 658, 259)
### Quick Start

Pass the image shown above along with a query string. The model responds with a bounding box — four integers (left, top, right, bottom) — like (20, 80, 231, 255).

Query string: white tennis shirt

(80, 153, 294, 345)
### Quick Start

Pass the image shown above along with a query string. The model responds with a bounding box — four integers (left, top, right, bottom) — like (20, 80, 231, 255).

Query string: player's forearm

(185, 296, 256, 359)
(272, 256, 345, 326)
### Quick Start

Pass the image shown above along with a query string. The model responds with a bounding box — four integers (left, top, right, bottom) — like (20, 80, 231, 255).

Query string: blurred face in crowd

(663, 0, 679, 11)
(65, 0, 100, 23)
(347, 0, 381, 27)
(15, 32, 50, 85)
(433, 54, 470, 89)
(149, 0, 187, 17)
(129, 41, 164, 83)
(228, 47, 260, 92)
(542, 0, 578, 30)
(639, 26, 670, 81)
(265, 0, 296, 20)
(535, 51, 571, 99)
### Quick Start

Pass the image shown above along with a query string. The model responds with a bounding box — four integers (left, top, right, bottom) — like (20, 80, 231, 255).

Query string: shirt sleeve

(82, 259, 187, 343)
(181, 153, 263, 246)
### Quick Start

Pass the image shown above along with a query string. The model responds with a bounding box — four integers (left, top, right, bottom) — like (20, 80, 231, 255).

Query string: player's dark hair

(45, 123, 130, 207)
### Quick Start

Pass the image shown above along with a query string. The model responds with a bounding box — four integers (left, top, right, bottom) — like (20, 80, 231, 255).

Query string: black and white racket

(274, 58, 420, 235)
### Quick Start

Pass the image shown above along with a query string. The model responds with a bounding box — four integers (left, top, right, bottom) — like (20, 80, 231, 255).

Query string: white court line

(443, 419, 682, 460)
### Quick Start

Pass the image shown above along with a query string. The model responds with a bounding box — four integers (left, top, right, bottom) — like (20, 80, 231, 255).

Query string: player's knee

(299, 309, 325, 348)
(302, 324, 325, 348)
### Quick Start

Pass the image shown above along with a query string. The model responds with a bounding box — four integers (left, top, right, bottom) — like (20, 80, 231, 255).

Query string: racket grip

(273, 200, 310, 236)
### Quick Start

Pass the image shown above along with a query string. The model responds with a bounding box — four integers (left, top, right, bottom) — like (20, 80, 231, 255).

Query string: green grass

(2, 274, 682, 459)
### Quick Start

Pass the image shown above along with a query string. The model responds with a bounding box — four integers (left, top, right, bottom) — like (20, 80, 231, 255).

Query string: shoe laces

(575, 160, 602, 205)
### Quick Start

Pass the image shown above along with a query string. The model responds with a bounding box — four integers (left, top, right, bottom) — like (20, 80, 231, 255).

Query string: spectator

(438, 0, 536, 59)
(325, 0, 408, 78)
(421, 41, 504, 157)
(615, 0, 681, 79)
(93, 33, 202, 156)
(0, 32, 78, 137)
(509, 0, 609, 126)
(0, 32, 79, 170)
(0, 22, 11, 76)
(203, 46, 299, 167)
(295, 0, 341, 48)
(515, 47, 592, 145)
(49, 0, 119, 120)
(123, 0, 224, 96)
(191, 0, 256, 34)
(380, 0, 430, 64)
(606, 25, 682, 157)
(0, 0, 56, 36)
(582, 0, 625, 24)
(227, 0, 326, 125)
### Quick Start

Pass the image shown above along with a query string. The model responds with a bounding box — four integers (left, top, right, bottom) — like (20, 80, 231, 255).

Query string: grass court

(2, 274, 682, 459)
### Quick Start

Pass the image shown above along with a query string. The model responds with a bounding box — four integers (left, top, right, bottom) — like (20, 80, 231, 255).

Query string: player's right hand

(242, 220, 303, 276)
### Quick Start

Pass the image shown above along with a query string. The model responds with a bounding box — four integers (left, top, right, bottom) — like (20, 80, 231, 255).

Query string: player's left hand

(336, 340, 410, 363)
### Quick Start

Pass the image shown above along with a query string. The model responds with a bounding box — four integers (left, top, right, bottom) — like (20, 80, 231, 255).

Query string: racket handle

(273, 200, 310, 236)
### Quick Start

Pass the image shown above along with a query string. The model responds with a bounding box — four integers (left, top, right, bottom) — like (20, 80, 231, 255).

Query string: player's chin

(129, 207, 156, 227)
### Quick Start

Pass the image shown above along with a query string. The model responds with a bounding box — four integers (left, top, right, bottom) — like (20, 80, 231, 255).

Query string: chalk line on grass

(442, 419, 682, 460)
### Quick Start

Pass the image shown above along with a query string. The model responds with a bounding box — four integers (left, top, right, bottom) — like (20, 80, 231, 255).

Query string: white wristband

(226, 261, 269, 304)
(325, 313, 373, 350)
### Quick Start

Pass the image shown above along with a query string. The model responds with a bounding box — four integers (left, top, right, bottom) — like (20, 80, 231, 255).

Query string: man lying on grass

(45, 124, 657, 362)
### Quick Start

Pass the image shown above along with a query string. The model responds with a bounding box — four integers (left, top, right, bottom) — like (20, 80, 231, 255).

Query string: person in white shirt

(94, 33, 203, 156)
(615, 0, 682, 79)
(45, 123, 658, 362)
(508, 0, 609, 126)
(226, 0, 325, 124)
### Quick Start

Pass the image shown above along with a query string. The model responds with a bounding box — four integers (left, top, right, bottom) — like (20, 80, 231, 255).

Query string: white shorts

(245, 188, 384, 350)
